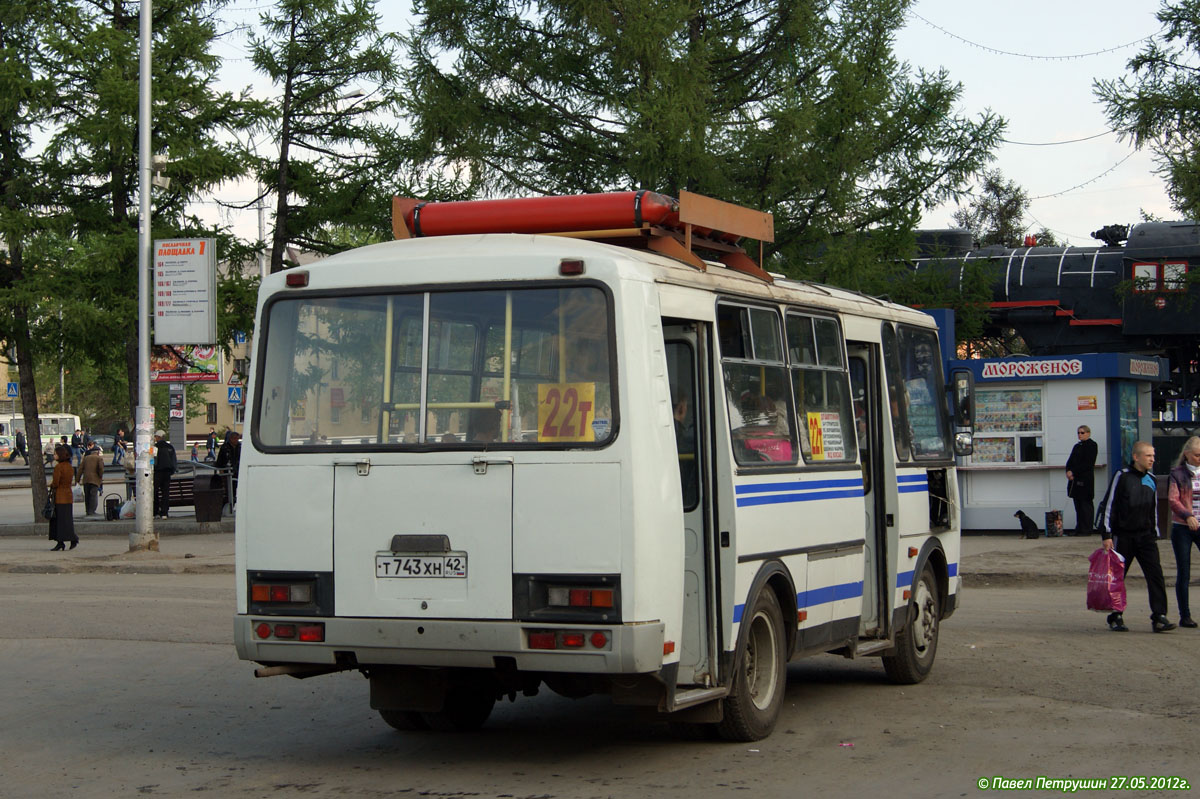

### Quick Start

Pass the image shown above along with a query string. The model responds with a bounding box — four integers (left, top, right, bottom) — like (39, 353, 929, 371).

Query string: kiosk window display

(972, 387, 1044, 465)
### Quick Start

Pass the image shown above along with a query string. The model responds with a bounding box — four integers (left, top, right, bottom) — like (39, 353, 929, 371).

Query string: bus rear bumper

(234, 615, 667, 674)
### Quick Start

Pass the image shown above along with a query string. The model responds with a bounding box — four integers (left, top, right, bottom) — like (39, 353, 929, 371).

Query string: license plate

(375, 553, 468, 578)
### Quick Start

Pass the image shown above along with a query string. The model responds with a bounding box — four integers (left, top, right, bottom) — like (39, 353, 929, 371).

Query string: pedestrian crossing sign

(227, 386, 243, 405)
(5, 382, 16, 399)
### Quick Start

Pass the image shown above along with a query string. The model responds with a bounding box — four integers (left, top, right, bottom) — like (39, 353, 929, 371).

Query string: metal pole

(132, 0, 156, 551)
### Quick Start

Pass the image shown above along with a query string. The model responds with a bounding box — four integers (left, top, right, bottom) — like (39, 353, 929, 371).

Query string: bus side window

(881, 323, 912, 461)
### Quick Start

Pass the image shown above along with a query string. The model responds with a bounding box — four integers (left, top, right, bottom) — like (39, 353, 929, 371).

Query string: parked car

(0, 436, 11, 460)
(89, 434, 116, 452)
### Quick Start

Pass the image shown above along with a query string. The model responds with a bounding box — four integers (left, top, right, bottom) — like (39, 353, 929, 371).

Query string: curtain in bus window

(898, 327, 950, 460)
(786, 313, 855, 463)
(881, 323, 912, 461)
(257, 295, 396, 447)
(719, 304, 796, 465)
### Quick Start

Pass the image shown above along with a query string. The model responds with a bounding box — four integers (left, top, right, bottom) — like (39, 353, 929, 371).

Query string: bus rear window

(255, 286, 615, 448)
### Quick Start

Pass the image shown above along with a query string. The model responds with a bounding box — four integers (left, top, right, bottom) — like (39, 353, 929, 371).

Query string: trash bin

(193, 475, 223, 522)
(1045, 510, 1063, 537)
(104, 493, 122, 521)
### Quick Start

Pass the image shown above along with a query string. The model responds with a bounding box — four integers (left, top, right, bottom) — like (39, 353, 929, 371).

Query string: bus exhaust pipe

(254, 664, 345, 679)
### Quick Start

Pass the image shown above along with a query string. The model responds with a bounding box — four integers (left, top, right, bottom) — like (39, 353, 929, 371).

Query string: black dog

(1014, 510, 1041, 539)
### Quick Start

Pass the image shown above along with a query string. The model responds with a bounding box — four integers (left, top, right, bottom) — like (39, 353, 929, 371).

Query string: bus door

(847, 342, 887, 636)
(665, 323, 718, 686)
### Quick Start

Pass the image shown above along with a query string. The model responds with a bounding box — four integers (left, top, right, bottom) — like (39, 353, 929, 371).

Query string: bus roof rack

(391, 190, 775, 283)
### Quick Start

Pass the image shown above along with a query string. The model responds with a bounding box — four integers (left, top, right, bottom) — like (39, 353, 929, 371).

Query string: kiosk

(948, 353, 1168, 531)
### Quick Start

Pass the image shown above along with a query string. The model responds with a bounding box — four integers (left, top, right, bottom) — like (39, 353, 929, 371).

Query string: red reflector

(663, 641, 675, 655)
(269, 585, 289, 602)
(903, 589, 912, 600)
(797, 610, 808, 622)
(254, 622, 271, 639)
(569, 589, 590, 607)
(559, 259, 585, 276)
(273, 624, 296, 639)
(297, 624, 325, 642)
(251, 585, 270, 602)
(561, 633, 585, 648)
(285, 271, 309, 287)
(908, 547, 918, 558)
(590, 631, 607, 648)
(590, 589, 614, 608)
(528, 632, 557, 650)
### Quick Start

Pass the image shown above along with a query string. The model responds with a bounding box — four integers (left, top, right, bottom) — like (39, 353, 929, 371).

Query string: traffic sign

(5, 382, 16, 399)
(227, 386, 243, 405)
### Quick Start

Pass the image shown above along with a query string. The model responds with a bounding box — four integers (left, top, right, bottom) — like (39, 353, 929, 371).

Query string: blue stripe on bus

(732, 580, 865, 623)
(895, 563, 960, 587)
(736, 488, 866, 507)
(736, 478, 865, 494)
(896, 474, 927, 483)
(897, 483, 928, 493)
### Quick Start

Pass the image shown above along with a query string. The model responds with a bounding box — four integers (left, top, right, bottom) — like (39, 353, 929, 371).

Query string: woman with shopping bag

(48, 445, 78, 551)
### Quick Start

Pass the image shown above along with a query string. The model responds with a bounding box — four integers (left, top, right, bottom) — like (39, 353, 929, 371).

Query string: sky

(202, 0, 1176, 249)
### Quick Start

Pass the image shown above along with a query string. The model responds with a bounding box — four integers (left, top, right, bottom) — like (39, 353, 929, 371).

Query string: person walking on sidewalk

(1066, 424, 1098, 536)
(77, 443, 105, 517)
(1097, 440, 1175, 633)
(111, 429, 126, 466)
(1167, 436, 1200, 629)
(152, 430, 177, 519)
(7, 429, 28, 464)
(48, 445, 78, 551)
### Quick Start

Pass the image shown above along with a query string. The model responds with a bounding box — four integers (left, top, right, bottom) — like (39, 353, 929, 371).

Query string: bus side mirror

(949, 369, 974, 457)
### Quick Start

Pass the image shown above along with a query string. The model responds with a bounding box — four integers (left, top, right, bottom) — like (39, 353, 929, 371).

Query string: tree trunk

(9, 246, 49, 519)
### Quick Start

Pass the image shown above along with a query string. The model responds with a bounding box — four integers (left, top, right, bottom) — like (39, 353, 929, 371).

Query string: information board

(153, 238, 217, 345)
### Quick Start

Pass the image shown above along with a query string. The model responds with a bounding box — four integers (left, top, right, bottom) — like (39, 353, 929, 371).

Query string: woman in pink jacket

(1167, 436, 1200, 628)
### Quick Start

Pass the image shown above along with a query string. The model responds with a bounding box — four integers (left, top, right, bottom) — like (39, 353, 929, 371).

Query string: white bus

(234, 192, 973, 741)
(1, 413, 82, 446)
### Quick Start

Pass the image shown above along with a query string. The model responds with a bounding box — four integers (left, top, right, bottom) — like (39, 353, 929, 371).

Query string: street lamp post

(132, 0, 156, 551)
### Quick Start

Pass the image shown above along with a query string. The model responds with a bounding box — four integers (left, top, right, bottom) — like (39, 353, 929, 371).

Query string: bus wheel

(717, 589, 786, 742)
(377, 709, 430, 732)
(421, 684, 496, 732)
(883, 563, 939, 684)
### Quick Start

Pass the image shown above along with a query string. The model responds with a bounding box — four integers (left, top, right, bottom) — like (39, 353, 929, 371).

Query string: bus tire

(377, 709, 429, 732)
(421, 685, 496, 732)
(883, 563, 939, 684)
(717, 589, 786, 742)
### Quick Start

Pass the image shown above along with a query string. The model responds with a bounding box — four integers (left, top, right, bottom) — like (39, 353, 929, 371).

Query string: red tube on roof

(404, 191, 680, 237)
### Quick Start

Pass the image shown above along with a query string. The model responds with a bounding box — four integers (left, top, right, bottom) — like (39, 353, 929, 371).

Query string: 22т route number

(538, 382, 596, 442)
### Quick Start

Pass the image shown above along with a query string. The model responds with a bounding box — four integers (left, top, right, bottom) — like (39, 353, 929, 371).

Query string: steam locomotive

(911, 221, 1200, 404)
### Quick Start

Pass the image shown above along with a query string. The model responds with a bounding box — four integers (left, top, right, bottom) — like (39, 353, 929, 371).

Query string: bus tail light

(525, 629, 612, 651)
(247, 571, 331, 617)
(519, 575, 620, 622)
(252, 621, 324, 642)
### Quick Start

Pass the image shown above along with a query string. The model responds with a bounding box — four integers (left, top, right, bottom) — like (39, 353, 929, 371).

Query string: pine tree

(41, 0, 261, 421)
(0, 0, 59, 516)
(401, 0, 1003, 271)
(248, 0, 406, 273)
(1096, 0, 1200, 219)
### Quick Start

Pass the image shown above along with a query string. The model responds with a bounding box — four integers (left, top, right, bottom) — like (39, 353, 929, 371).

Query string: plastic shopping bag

(72, 484, 84, 503)
(1087, 548, 1127, 612)
(119, 500, 136, 520)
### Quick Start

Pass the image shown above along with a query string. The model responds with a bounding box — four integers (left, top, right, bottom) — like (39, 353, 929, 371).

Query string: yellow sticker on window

(538, 382, 596, 442)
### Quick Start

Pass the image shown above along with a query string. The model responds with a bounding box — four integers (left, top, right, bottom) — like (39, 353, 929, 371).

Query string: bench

(124, 470, 231, 510)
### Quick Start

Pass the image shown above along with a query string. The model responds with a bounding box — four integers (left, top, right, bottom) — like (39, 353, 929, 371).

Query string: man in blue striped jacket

(1097, 441, 1175, 633)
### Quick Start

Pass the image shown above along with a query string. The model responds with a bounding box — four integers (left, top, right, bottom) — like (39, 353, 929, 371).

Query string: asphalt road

(2, 574, 1196, 798)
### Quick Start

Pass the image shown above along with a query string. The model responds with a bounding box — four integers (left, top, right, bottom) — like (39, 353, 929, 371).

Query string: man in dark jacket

(1065, 424, 1099, 536)
(1097, 441, 1175, 633)
(152, 430, 177, 519)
